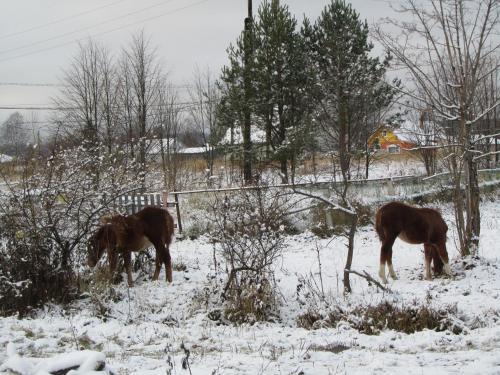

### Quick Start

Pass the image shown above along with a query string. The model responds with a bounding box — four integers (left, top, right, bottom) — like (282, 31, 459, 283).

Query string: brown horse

(375, 201, 452, 283)
(88, 206, 175, 286)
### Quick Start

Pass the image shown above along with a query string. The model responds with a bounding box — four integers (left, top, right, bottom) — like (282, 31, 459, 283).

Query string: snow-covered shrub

(297, 301, 461, 334)
(0, 145, 140, 316)
(209, 186, 287, 324)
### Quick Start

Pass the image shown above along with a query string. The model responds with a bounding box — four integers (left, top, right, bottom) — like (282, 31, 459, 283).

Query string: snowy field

(1, 196, 500, 374)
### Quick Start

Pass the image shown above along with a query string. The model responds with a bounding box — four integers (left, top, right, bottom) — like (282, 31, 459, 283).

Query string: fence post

(174, 193, 183, 233)
(163, 191, 183, 233)
(162, 191, 168, 209)
(131, 194, 136, 215)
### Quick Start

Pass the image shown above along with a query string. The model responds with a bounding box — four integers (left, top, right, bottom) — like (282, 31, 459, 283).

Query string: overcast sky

(0, 0, 395, 125)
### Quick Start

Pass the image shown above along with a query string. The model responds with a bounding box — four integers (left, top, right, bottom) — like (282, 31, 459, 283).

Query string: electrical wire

(0, 101, 203, 111)
(0, 0, 180, 55)
(0, 0, 126, 40)
(0, 0, 210, 64)
(0, 82, 66, 87)
(0, 82, 193, 89)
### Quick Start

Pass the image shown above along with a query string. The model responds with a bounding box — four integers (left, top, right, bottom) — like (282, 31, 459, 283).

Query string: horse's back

(134, 206, 174, 244)
(376, 202, 427, 241)
(375, 202, 445, 244)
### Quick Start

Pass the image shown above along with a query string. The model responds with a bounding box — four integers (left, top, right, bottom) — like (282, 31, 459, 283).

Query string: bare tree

(375, 0, 500, 255)
(117, 54, 136, 159)
(405, 107, 441, 177)
(121, 31, 163, 190)
(56, 40, 107, 146)
(54, 40, 119, 186)
(187, 66, 220, 178)
(156, 80, 182, 191)
(0, 112, 30, 158)
(99, 47, 120, 155)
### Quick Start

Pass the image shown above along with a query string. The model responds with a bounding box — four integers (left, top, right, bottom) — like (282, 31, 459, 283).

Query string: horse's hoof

(443, 263, 453, 277)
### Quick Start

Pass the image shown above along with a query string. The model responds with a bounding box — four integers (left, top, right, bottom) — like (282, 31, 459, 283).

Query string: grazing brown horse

(88, 206, 175, 286)
(375, 201, 452, 283)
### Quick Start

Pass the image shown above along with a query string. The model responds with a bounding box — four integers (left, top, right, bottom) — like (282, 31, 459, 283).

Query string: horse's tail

(163, 209, 175, 245)
(374, 208, 385, 242)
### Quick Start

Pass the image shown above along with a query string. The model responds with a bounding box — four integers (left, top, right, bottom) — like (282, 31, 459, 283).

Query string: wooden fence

(116, 192, 183, 233)
(118, 168, 500, 234)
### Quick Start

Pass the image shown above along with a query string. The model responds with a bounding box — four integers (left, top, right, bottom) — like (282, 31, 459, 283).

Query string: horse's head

(87, 225, 115, 267)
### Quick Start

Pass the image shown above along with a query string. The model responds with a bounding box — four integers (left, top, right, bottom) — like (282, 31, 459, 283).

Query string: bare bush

(209, 186, 289, 323)
(0, 144, 140, 316)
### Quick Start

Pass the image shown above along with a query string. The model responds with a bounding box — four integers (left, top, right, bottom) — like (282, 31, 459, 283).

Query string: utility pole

(242, 0, 253, 183)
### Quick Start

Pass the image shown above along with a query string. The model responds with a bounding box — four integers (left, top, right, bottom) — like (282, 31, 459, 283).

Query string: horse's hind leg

(379, 235, 396, 283)
(152, 241, 172, 283)
(423, 244, 433, 280)
(152, 256, 161, 281)
(164, 246, 173, 283)
(107, 249, 118, 282)
(387, 248, 397, 280)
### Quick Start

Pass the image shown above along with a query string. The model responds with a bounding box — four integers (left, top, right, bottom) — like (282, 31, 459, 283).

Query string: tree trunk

(343, 214, 358, 294)
(464, 151, 481, 254)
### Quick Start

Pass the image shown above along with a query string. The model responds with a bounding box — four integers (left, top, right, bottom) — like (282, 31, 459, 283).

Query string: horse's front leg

(123, 250, 134, 287)
(435, 241, 452, 277)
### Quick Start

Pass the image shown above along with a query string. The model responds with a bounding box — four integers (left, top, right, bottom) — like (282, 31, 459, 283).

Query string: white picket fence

(115, 192, 182, 232)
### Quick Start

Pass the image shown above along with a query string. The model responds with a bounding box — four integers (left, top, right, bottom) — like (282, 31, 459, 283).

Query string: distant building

(367, 125, 416, 154)
(219, 126, 266, 146)
(147, 138, 183, 156)
(0, 153, 13, 163)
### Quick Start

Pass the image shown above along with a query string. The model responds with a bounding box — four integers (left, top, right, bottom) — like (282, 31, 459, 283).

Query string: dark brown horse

(375, 201, 452, 283)
(88, 206, 175, 286)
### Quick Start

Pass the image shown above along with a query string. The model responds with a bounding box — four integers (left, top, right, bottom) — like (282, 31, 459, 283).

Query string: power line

(0, 0, 180, 55)
(0, 82, 193, 89)
(0, 82, 66, 87)
(0, 0, 210, 64)
(0, 100, 203, 111)
(0, 0, 126, 40)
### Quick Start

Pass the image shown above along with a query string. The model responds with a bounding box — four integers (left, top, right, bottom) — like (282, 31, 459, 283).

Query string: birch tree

(375, 0, 500, 255)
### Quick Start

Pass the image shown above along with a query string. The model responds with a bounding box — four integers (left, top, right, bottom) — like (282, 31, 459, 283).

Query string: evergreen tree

(310, 0, 395, 181)
(218, 30, 256, 180)
(253, 0, 315, 183)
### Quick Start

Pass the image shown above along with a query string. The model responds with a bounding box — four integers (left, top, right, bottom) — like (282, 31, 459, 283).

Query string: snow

(1, 155, 500, 373)
(0, 154, 13, 163)
(220, 126, 267, 145)
(178, 146, 207, 155)
(0, 345, 113, 374)
(1, 196, 500, 374)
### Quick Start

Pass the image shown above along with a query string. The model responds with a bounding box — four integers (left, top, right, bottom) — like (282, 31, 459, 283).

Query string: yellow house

(367, 126, 415, 154)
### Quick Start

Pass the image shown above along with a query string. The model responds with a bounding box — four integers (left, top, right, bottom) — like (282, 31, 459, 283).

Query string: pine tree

(218, 31, 256, 180)
(253, 0, 315, 183)
(310, 0, 395, 181)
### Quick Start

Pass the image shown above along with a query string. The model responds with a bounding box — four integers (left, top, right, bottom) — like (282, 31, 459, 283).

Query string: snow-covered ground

(1, 197, 500, 374)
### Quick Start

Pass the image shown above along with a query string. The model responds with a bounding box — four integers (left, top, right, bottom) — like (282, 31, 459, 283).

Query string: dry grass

(224, 278, 279, 325)
(298, 301, 460, 335)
